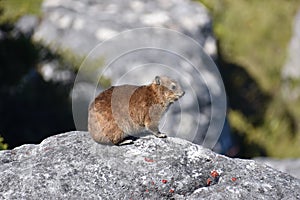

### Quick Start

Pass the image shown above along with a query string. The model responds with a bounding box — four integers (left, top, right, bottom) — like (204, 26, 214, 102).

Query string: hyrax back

(88, 76, 185, 145)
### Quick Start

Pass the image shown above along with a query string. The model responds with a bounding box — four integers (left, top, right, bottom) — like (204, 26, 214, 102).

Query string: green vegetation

(199, 0, 300, 157)
(0, 136, 8, 150)
(0, 0, 43, 23)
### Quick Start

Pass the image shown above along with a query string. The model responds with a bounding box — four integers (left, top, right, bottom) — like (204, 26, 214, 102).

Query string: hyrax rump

(88, 76, 185, 145)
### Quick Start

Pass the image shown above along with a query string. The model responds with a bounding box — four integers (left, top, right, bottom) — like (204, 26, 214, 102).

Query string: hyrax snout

(88, 75, 185, 145)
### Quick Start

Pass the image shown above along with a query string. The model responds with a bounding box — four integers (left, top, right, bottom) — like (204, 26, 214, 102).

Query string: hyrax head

(153, 75, 185, 103)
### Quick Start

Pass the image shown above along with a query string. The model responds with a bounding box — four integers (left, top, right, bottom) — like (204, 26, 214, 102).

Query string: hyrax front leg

(145, 120, 167, 138)
(153, 131, 167, 138)
(146, 104, 167, 138)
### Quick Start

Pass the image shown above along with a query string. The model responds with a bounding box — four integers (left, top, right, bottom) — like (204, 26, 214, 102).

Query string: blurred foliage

(55, 49, 86, 70)
(0, 0, 43, 23)
(0, 21, 76, 148)
(199, 0, 300, 158)
(200, 0, 300, 92)
(0, 136, 8, 150)
(56, 49, 110, 87)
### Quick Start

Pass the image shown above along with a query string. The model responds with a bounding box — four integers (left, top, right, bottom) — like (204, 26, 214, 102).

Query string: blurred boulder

(34, 0, 217, 58)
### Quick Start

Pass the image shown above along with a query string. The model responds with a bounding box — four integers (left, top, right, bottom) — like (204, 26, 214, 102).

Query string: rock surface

(255, 157, 300, 179)
(31, 0, 230, 151)
(0, 131, 299, 199)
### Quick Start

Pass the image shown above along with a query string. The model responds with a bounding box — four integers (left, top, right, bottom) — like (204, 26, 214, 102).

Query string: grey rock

(15, 15, 39, 37)
(0, 131, 299, 199)
(282, 10, 300, 100)
(255, 157, 300, 179)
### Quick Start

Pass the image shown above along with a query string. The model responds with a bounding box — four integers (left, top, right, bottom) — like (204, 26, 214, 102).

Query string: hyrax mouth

(173, 91, 185, 101)
(177, 91, 185, 98)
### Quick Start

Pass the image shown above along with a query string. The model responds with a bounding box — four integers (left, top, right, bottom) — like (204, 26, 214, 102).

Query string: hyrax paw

(155, 132, 167, 138)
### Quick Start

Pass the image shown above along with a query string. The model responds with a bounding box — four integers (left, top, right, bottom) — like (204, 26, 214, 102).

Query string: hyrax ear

(155, 76, 161, 85)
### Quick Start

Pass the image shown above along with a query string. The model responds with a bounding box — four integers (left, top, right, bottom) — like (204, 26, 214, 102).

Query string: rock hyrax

(88, 75, 185, 145)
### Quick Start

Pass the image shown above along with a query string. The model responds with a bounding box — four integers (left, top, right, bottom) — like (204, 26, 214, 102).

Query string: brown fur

(88, 76, 184, 145)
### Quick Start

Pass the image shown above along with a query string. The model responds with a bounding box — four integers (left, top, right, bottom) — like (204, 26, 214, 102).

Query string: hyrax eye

(171, 84, 176, 90)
